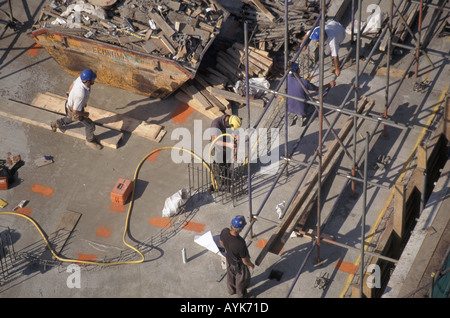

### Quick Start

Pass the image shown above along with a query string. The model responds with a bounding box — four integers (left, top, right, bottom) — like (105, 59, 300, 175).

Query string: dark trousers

(226, 261, 251, 297)
(57, 105, 95, 142)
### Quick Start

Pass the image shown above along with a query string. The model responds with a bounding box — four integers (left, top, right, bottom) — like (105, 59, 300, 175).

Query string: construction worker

(309, 20, 346, 77)
(286, 63, 336, 126)
(220, 215, 255, 298)
(50, 69, 103, 150)
(210, 114, 242, 165)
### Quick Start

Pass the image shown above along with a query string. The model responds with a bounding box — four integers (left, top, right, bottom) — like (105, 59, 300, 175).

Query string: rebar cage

(187, 158, 248, 207)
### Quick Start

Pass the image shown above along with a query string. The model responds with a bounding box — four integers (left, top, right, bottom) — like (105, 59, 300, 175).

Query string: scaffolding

(237, 0, 449, 298)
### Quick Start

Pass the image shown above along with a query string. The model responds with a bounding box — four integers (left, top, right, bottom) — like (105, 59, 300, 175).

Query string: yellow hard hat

(229, 115, 242, 131)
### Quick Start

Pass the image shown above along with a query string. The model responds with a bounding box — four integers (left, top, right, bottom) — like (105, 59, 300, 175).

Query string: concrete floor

(0, 0, 448, 302)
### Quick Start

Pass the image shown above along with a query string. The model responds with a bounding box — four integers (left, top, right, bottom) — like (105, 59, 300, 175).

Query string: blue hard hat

(291, 63, 299, 72)
(80, 69, 97, 82)
(232, 215, 247, 229)
(310, 27, 320, 42)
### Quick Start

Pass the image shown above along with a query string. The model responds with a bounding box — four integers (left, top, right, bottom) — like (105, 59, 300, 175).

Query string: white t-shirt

(324, 21, 346, 57)
(67, 77, 90, 112)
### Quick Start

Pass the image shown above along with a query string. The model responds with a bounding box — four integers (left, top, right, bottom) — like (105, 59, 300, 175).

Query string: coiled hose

(0, 146, 216, 266)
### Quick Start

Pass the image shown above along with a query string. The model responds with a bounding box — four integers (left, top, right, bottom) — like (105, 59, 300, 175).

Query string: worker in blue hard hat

(220, 215, 255, 298)
(51, 69, 102, 150)
(285, 62, 336, 126)
(307, 20, 346, 76)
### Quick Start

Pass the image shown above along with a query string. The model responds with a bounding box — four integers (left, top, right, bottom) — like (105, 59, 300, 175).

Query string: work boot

(86, 139, 103, 150)
(288, 114, 298, 126)
(50, 121, 65, 133)
(298, 116, 306, 127)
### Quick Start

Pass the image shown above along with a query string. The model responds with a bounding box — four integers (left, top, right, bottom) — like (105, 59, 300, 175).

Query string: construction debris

(241, 0, 320, 52)
(34, 0, 229, 72)
(176, 42, 273, 118)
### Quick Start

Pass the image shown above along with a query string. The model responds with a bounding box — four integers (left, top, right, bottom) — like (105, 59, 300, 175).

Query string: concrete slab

(0, 0, 448, 304)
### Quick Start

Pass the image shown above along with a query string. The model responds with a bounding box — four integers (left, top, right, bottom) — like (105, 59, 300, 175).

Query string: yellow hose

(209, 132, 261, 167)
(0, 146, 216, 266)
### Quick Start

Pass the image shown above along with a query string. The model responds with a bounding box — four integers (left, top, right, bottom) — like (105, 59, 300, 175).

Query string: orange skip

(31, 184, 54, 197)
(171, 103, 195, 124)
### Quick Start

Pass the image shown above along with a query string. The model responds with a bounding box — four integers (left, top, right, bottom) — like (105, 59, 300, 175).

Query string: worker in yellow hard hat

(210, 114, 242, 168)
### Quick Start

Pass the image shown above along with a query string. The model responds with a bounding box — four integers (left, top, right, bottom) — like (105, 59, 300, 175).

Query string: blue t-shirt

(287, 75, 317, 116)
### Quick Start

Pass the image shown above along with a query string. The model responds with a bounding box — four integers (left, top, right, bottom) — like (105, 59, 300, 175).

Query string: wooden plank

(192, 79, 227, 111)
(376, 67, 411, 78)
(175, 91, 222, 120)
(195, 74, 231, 110)
(148, 10, 175, 37)
(158, 34, 176, 54)
(40, 210, 82, 261)
(233, 42, 272, 61)
(206, 67, 229, 83)
(399, 4, 419, 42)
(251, 0, 277, 22)
(0, 98, 123, 149)
(31, 92, 166, 143)
(181, 83, 214, 110)
(209, 87, 266, 107)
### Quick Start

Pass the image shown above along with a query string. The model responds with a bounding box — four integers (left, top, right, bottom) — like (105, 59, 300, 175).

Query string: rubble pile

(175, 41, 273, 119)
(33, 0, 229, 70)
(240, 0, 320, 52)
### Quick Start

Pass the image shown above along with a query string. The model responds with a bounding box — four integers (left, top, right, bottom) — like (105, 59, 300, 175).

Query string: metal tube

(387, 57, 416, 108)
(411, 1, 450, 11)
(294, 72, 362, 176)
(415, 0, 424, 78)
(420, 169, 427, 213)
(392, 1, 434, 69)
(335, 171, 391, 189)
(391, 41, 449, 57)
(284, 0, 289, 170)
(351, 0, 355, 43)
(250, 85, 409, 130)
(297, 230, 399, 264)
(315, 0, 327, 264)
(360, 131, 369, 297)
(352, 0, 362, 196)
(244, 21, 253, 238)
(385, 0, 393, 138)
